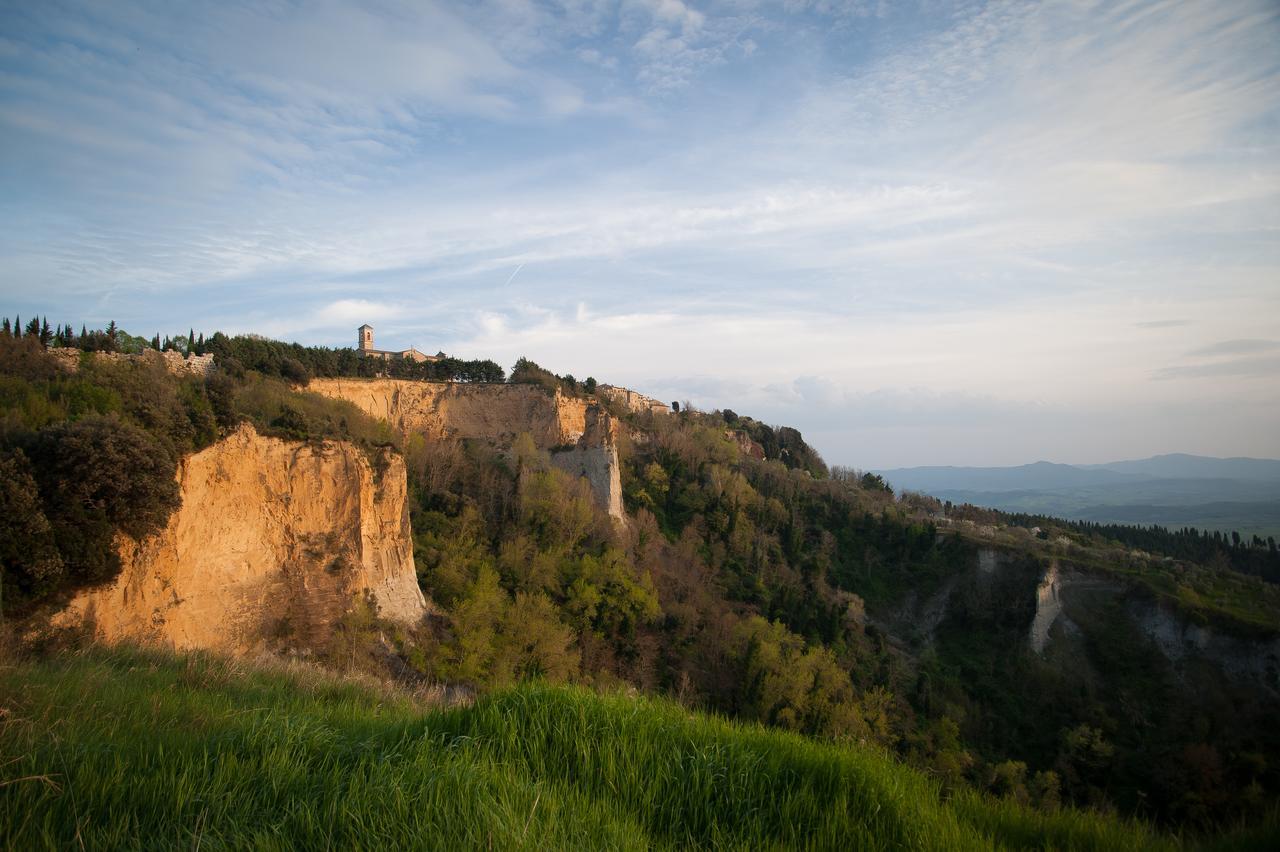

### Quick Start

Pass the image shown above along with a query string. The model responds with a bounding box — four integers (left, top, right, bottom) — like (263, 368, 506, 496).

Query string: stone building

(357, 324, 442, 363)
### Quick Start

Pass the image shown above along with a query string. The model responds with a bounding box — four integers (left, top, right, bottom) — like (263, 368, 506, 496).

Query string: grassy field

(0, 646, 1268, 850)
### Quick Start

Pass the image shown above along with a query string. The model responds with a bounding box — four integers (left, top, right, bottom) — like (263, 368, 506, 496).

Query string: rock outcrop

(56, 424, 429, 653)
(46, 347, 216, 377)
(1028, 561, 1062, 655)
(310, 378, 627, 521)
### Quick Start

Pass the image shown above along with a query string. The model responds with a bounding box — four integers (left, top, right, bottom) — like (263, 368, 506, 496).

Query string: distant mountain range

(875, 454, 1280, 538)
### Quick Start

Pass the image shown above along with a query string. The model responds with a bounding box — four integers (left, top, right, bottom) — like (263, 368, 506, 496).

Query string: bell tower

(357, 324, 374, 352)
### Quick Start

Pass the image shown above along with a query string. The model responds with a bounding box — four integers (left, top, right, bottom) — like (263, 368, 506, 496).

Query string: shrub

(0, 449, 63, 610)
(22, 415, 180, 594)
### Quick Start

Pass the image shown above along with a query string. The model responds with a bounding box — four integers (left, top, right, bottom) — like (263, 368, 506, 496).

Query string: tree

(39, 317, 52, 348)
(0, 449, 64, 615)
(23, 415, 180, 588)
(104, 320, 118, 352)
(584, 376, 597, 393)
(860, 472, 892, 493)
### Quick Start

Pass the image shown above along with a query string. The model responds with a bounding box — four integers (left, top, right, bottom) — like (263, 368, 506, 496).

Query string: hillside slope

(0, 646, 1184, 851)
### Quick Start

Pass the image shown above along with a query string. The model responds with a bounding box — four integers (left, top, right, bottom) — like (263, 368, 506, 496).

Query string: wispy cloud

(1152, 354, 1280, 381)
(1188, 338, 1280, 357)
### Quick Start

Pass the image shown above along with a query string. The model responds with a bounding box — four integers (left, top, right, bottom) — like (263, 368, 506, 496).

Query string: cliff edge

(55, 424, 429, 653)
(310, 378, 626, 521)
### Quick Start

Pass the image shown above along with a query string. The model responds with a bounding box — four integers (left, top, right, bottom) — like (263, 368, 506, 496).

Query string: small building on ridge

(357, 324, 442, 363)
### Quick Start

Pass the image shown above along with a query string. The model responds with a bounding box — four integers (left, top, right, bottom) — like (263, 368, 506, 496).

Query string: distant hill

(876, 460, 1139, 492)
(876, 454, 1280, 538)
(1083, 453, 1280, 481)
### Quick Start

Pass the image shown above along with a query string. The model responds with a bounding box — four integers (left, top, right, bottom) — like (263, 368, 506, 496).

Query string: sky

(1, 0, 1278, 469)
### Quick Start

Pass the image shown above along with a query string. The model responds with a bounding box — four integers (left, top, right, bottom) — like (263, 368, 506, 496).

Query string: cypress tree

(14, 315, 20, 338)
(25, 316, 39, 338)
(1, 317, 9, 336)
(39, 317, 52, 348)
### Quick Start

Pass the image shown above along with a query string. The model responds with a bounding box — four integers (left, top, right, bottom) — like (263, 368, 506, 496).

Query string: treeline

(509, 356, 598, 398)
(961, 505, 1280, 583)
(2, 314, 507, 384)
(2, 315, 142, 353)
(206, 334, 506, 385)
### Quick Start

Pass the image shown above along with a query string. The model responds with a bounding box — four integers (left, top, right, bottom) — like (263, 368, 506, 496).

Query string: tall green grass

(0, 646, 1223, 850)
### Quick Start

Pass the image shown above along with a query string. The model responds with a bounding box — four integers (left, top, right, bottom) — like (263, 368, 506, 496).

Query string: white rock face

(1029, 561, 1062, 656)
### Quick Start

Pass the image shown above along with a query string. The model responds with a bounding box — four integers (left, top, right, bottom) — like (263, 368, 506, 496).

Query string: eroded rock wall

(1126, 599, 1280, 688)
(308, 378, 592, 446)
(310, 378, 626, 521)
(56, 424, 429, 653)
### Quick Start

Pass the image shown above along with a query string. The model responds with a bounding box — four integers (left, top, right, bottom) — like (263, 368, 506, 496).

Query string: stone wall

(46, 347, 216, 377)
(597, 385, 672, 416)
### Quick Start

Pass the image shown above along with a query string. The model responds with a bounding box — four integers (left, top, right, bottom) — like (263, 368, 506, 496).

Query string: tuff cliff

(309, 378, 626, 521)
(55, 424, 429, 653)
(307, 378, 594, 445)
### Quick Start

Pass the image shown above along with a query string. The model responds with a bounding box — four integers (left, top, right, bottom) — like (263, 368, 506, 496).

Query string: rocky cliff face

(56, 424, 429, 653)
(308, 379, 594, 446)
(310, 378, 626, 521)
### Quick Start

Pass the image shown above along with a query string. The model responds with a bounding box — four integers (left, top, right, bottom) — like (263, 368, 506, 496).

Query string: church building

(357, 324, 442, 363)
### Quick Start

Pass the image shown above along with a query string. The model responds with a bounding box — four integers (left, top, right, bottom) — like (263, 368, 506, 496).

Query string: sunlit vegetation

(0, 645, 1203, 851)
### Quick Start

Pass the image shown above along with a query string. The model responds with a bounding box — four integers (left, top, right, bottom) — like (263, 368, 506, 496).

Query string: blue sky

(2, 0, 1278, 467)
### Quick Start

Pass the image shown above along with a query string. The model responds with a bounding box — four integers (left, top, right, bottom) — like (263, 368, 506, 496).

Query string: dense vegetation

(0, 336, 207, 611)
(986, 508, 1280, 584)
(509, 355, 597, 397)
(401, 400, 1280, 831)
(0, 645, 1207, 851)
(4, 317, 1279, 839)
